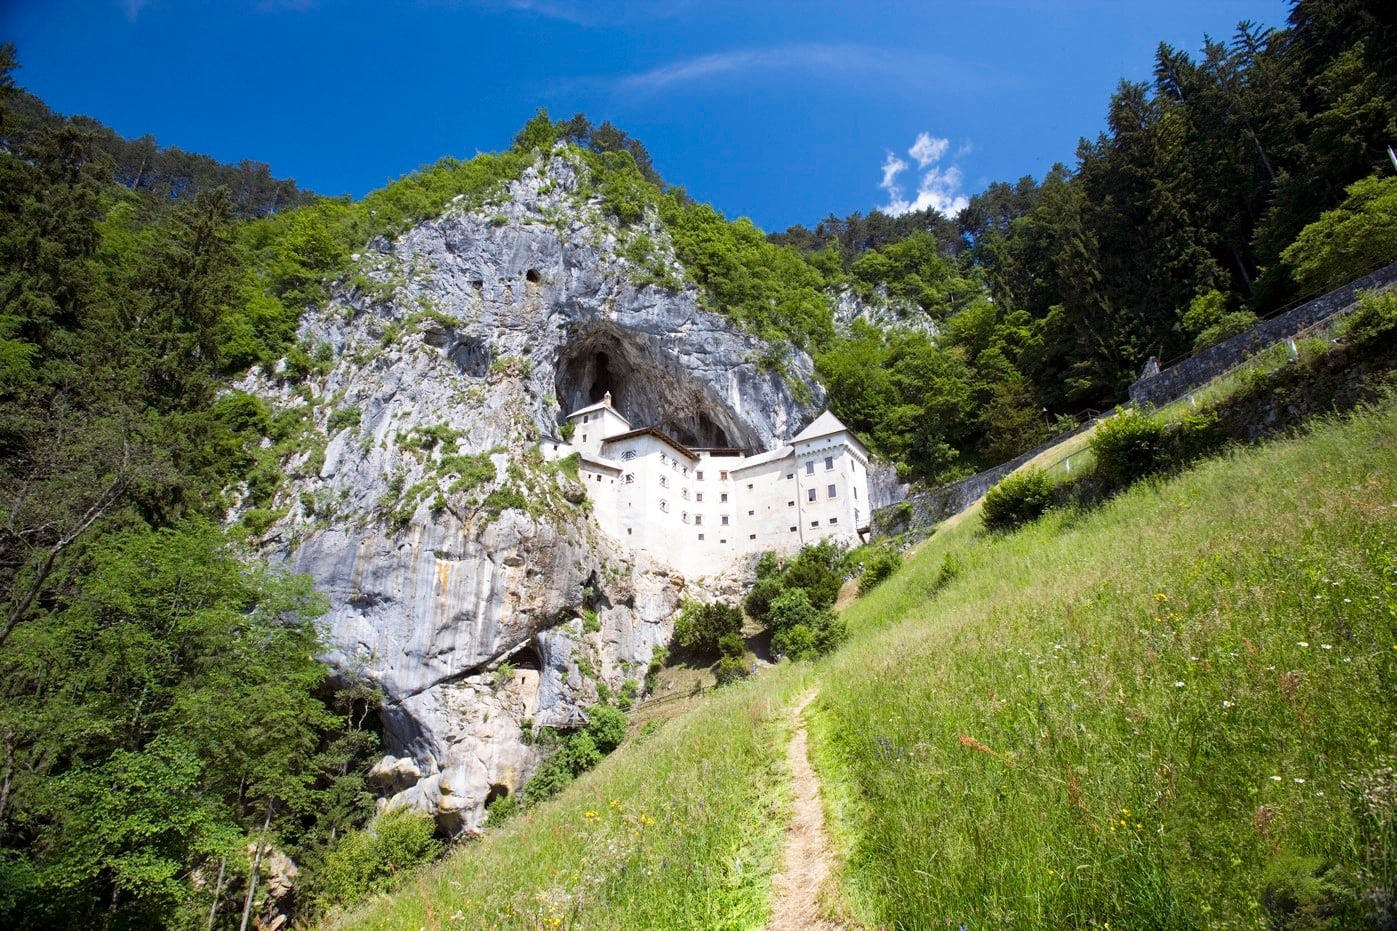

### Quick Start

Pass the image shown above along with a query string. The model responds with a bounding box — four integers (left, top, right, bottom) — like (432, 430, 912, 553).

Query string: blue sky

(3, 0, 1289, 232)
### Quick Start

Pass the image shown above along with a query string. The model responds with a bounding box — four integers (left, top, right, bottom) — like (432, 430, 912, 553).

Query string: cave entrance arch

(554, 322, 761, 451)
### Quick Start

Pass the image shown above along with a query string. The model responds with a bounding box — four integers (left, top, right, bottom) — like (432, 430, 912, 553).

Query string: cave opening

(510, 641, 543, 671)
(485, 784, 510, 806)
(554, 323, 761, 452)
(525, 268, 541, 283)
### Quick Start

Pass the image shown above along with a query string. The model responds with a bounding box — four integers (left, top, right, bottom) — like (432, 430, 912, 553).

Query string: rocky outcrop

(233, 151, 821, 832)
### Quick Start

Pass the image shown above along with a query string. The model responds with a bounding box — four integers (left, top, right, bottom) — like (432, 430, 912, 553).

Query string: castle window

(623, 473, 635, 484)
(659, 500, 668, 512)
(807, 488, 816, 502)
(829, 517, 838, 524)
(746, 483, 753, 491)
(721, 515, 729, 526)
(805, 462, 814, 475)
(788, 501, 794, 507)
(747, 509, 754, 516)
(789, 526, 797, 533)
(810, 520, 819, 528)
(697, 471, 704, 480)
(696, 492, 703, 502)
(698, 533, 705, 540)
(825, 456, 834, 470)
(853, 486, 858, 499)
(695, 515, 702, 525)
(622, 450, 636, 461)
(582, 434, 587, 442)
(682, 512, 689, 524)
(659, 476, 669, 488)
(720, 493, 728, 503)
(583, 414, 589, 423)
(720, 539, 727, 544)
(682, 488, 689, 500)
(827, 484, 836, 498)
(787, 473, 794, 480)
(720, 471, 729, 480)
(628, 528, 632, 535)
(748, 534, 757, 541)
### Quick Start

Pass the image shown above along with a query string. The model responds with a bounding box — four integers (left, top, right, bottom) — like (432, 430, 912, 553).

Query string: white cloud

(878, 132, 970, 218)
(908, 132, 948, 168)
(615, 44, 996, 96)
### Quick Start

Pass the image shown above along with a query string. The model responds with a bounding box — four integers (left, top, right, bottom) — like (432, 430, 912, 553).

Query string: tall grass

(332, 668, 808, 930)
(813, 401, 1397, 927)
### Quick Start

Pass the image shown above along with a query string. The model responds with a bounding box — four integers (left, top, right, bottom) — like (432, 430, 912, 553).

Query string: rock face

(234, 151, 821, 832)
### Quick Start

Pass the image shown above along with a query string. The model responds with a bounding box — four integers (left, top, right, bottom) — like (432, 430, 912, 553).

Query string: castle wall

(562, 411, 873, 579)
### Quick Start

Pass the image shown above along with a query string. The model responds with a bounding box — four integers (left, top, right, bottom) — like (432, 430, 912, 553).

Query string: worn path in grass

(767, 692, 845, 930)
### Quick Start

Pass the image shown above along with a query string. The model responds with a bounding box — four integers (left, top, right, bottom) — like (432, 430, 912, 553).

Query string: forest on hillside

(0, 0, 1395, 926)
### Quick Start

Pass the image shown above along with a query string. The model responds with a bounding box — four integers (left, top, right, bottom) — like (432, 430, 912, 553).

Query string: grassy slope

(337, 400, 1396, 929)
(816, 400, 1397, 928)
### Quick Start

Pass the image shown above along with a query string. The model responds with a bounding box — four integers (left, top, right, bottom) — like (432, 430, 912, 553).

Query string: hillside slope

(334, 396, 1397, 928)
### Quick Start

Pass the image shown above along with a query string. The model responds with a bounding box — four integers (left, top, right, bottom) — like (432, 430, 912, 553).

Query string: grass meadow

(335, 398, 1397, 929)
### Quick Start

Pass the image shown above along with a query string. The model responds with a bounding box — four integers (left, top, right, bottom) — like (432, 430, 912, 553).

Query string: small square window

(698, 533, 705, 541)
(807, 488, 816, 502)
(825, 456, 834, 470)
(721, 493, 729, 503)
(720, 471, 729, 480)
(748, 533, 757, 541)
(746, 483, 753, 491)
(695, 515, 703, 525)
(789, 526, 797, 533)
(696, 492, 704, 502)
(787, 473, 794, 480)
(720, 539, 727, 544)
(721, 515, 729, 526)
(829, 517, 838, 524)
(827, 484, 836, 498)
(787, 500, 795, 507)
(697, 471, 704, 480)
(810, 520, 819, 528)
(747, 509, 755, 516)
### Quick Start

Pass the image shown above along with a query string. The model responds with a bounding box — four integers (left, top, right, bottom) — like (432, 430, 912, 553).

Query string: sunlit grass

(812, 400, 1397, 927)
(331, 668, 808, 930)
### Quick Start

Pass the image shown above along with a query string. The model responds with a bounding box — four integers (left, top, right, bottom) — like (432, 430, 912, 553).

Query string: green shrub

(742, 575, 785, 623)
(672, 601, 743, 658)
(1339, 288, 1397, 344)
(857, 546, 902, 593)
(1183, 289, 1259, 351)
(981, 468, 1054, 532)
(307, 808, 441, 914)
(1090, 409, 1172, 491)
(484, 793, 519, 828)
(780, 539, 848, 610)
(772, 624, 820, 662)
(584, 705, 627, 754)
(240, 507, 284, 536)
(714, 655, 749, 685)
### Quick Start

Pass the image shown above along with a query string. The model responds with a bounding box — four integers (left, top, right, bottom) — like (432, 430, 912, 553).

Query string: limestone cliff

(233, 152, 824, 832)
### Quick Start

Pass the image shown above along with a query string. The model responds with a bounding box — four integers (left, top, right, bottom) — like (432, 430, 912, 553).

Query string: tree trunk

(207, 855, 227, 931)
(239, 805, 272, 931)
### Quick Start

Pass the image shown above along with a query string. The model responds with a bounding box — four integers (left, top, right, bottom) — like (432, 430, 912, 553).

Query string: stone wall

(872, 416, 1100, 540)
(1128, 260, 1397, 408)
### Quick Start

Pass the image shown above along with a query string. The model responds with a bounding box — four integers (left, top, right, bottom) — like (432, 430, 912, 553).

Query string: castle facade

(543, 393, 872, 577)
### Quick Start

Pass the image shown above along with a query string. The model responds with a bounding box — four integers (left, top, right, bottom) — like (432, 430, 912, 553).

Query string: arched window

(623, 473, 635, 484)
(622, 450, 636, 461)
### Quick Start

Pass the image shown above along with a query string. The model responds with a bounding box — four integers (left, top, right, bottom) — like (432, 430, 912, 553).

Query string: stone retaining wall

(1128, 260, 1397, 408)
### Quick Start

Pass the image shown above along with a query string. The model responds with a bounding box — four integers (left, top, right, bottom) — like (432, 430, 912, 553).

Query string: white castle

(543, 392, 872, 577)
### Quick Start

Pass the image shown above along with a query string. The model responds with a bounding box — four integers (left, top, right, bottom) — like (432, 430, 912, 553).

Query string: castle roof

(728, 445, 794, 473)
(791, 410, 849, 444)
(599, 426, 699, 461)
(566, 394, 630, 424)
